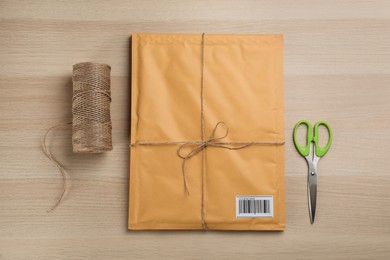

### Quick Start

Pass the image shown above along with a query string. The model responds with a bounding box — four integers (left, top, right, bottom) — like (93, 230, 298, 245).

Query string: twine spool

(43, 62, 113, 212)
(72, 62, 113, 153)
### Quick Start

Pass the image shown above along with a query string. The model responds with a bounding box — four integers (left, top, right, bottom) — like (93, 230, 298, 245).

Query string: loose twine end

(42, 122, 72, 213)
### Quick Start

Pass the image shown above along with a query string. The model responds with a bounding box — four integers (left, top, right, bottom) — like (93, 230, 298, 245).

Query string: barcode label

(236, 196, 274, 218)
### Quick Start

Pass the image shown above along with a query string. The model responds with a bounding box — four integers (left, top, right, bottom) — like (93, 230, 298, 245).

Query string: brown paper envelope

(129, 33, 285, 230)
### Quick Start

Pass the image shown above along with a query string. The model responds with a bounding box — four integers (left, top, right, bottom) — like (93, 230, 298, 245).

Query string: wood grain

(1, 1, 389, 259)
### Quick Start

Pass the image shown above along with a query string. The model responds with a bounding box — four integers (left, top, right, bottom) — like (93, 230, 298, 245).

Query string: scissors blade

(307, 164, 317, 224)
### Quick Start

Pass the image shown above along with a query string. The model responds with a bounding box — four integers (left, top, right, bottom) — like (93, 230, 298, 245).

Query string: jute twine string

(72, 62, 112, 153)
(43, 62, 112, 212)
(132, 33, 285, 229)
(43, 122, 72, 212)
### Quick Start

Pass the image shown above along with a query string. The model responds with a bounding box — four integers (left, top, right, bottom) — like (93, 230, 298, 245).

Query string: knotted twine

(43, 62, 113, 212)
(132, 33, 285, 229)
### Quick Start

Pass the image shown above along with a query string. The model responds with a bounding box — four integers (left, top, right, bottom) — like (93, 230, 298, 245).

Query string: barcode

(236, 196, 273, 218)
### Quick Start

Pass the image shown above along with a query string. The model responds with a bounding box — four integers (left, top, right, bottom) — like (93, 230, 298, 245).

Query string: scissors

(293, 120, 332, 224)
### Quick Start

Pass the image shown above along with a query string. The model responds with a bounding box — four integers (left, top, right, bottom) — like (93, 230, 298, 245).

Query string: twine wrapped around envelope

(43, 62, 112, 212)
(132, 34, 285, 229)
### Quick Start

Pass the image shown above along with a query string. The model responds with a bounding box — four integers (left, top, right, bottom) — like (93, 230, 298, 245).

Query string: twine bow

(177, 121, 252, 196)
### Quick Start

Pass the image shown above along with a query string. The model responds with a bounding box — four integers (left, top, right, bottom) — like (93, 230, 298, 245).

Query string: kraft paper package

(129, 33, 285, 230)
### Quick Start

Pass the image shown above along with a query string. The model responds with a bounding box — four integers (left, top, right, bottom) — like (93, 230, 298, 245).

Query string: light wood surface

(1, 1, 390, 259)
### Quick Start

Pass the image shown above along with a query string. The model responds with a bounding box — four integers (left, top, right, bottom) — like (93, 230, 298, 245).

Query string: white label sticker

(236, 196, 274, 218)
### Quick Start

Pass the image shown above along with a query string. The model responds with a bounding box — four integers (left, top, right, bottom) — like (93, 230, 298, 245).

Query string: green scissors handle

(293, 120, 333, 157)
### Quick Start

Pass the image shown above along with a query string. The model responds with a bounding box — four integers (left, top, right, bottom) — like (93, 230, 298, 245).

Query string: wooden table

(1, 1, 389, 259)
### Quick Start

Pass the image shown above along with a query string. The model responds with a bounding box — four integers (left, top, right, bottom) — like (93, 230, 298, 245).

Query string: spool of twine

(43, 62, 113, 212)
(72, 62, 113, 153)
